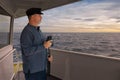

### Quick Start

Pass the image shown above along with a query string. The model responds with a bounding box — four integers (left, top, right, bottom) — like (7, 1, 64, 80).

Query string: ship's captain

(20, 8, 53, 80)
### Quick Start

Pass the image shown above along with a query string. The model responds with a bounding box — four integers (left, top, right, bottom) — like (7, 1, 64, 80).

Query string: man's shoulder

(20, 25, 31, 37)
(20, 26, 33, 40)
(23, 24, 30, 30)
(22, 24, 33, 33)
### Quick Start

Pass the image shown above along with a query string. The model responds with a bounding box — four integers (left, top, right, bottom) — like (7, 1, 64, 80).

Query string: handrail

(0, 49, 15, 63)
(51, 48, 120, 61)
(50, 48, 120, 80)
(10, 73, 15, 80)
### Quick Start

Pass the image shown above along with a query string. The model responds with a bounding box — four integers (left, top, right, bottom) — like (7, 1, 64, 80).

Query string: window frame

(0, 7, 13, 49)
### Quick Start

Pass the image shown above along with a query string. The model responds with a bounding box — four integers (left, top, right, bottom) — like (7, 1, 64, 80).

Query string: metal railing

(50, 48, 120, 80)
(11, 48, 120, 80)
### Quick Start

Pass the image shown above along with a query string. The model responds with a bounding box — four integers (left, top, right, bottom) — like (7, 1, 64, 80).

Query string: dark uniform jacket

(20, 23, 47, 73)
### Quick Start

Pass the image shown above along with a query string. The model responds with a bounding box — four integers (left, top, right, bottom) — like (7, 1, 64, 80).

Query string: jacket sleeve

(20, 29, 45, 57)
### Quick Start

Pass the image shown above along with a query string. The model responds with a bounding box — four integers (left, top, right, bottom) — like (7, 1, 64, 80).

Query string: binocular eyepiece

(46, 36, 52, 41)
(46, 35, 53, 47)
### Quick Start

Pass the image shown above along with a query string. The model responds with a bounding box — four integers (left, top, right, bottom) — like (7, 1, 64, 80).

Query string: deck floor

(14, 71, 62, 80)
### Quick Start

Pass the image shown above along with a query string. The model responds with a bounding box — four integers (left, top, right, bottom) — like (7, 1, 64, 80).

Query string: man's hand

(48, 55, 53, 63)
(44, 41, 52, 49)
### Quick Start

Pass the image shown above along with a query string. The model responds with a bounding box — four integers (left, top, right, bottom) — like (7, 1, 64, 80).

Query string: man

(20, 8, 53, 80)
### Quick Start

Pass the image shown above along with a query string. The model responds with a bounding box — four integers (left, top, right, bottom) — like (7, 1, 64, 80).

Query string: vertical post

(47, 48, 51, 76)
(9, 16, 14, 45)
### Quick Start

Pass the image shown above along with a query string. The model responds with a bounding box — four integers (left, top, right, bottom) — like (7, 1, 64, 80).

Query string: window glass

(0, 14, 10, 48)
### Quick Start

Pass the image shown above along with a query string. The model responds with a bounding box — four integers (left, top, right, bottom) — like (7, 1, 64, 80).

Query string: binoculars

(46, 35, 53, 47)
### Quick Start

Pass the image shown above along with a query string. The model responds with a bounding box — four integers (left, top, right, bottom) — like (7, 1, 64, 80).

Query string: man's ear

(29, 15, 34, 20)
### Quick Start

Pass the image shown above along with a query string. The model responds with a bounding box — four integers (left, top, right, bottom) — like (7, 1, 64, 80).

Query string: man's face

(31, 14, 42, 25)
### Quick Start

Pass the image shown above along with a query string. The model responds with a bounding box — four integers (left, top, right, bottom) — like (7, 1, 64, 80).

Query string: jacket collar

(28, 23, 40, 31)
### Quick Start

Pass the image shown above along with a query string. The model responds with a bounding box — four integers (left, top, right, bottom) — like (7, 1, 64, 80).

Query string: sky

(14, 0, 120, 32)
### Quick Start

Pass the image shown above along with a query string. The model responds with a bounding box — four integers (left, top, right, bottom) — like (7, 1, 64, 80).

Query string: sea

(13, 32, 120, 62)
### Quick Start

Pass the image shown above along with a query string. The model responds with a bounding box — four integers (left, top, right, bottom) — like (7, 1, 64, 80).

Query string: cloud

(73, 18, 82, 20)
(14, 0, 120, 32)
(83, 18, 96, 21)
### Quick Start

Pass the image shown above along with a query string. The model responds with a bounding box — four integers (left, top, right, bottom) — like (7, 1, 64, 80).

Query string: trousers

(24, 70, 47, 80)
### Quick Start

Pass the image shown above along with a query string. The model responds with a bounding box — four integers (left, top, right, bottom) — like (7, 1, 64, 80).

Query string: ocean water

(13, 32, 120, 62)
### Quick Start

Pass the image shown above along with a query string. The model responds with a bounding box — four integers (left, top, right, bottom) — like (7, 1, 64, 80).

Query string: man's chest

(32, 30, 45, 45)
